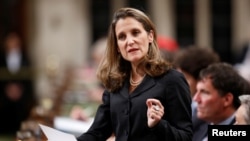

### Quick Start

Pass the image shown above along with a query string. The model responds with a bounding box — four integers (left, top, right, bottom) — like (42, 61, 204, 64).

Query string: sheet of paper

(39, 124, 77, 141)
(54, 116, 93, 135)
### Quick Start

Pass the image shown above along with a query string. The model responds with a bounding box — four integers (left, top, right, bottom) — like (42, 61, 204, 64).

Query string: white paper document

(39, 124, 77, 141)
(54, 116, 93, 135)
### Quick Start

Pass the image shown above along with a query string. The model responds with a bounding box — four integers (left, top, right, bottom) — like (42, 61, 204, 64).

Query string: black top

(77, 69, 193, 141)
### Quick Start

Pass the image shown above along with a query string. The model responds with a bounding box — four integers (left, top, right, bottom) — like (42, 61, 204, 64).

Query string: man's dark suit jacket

(192, 107, 208, 141)
(199, 115, 236, 141)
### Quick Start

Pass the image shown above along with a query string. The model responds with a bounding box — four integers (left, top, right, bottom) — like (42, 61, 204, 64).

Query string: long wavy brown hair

(96, 7, 171, 92)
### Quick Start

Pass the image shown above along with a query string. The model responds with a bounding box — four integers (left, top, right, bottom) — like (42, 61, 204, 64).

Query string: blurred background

(0, 0, 250, 140)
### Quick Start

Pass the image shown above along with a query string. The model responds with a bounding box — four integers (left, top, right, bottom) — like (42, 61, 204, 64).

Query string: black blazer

(77, 69, 193, 141)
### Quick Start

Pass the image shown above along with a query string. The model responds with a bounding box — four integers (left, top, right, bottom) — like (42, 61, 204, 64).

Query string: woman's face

(115, 17, 153, 65)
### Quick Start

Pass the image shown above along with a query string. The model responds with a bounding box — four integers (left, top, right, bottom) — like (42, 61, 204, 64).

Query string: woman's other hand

(146, 98, 164, 128)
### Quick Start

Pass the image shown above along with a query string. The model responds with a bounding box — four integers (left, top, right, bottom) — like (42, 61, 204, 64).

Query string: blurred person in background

(193, 62, 250, 141)
(69, 37, 107, 121)
(235, 94, 250, 125)
(234, 24, 250, 82)
(173, 46, 220, 141)
(234, 41, 250, 83)
(157, 35, 179, 65)
(0, 31, 37, 135)
(76, 7, 192, 141)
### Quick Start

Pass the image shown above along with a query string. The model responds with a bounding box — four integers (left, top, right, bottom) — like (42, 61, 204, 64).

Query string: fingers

(146, 98, 159, 106)
(146, 98, 164, 111)
(147, 105, 163, 128)
(153, 105, 160, 111)
(152, 107, 163, 117)
(146, 98, 165, 123)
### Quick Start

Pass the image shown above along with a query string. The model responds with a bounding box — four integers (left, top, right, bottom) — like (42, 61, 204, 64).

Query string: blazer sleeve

(153, 70, 193, 141)
(77, 90, 113, 141)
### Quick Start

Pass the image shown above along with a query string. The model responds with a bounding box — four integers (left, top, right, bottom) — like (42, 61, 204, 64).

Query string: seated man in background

(193, 62, 250, 141)
(173, 46, 220, 141)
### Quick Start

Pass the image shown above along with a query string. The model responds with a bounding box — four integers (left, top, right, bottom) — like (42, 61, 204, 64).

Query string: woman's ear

(148, 30, 154, 43)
